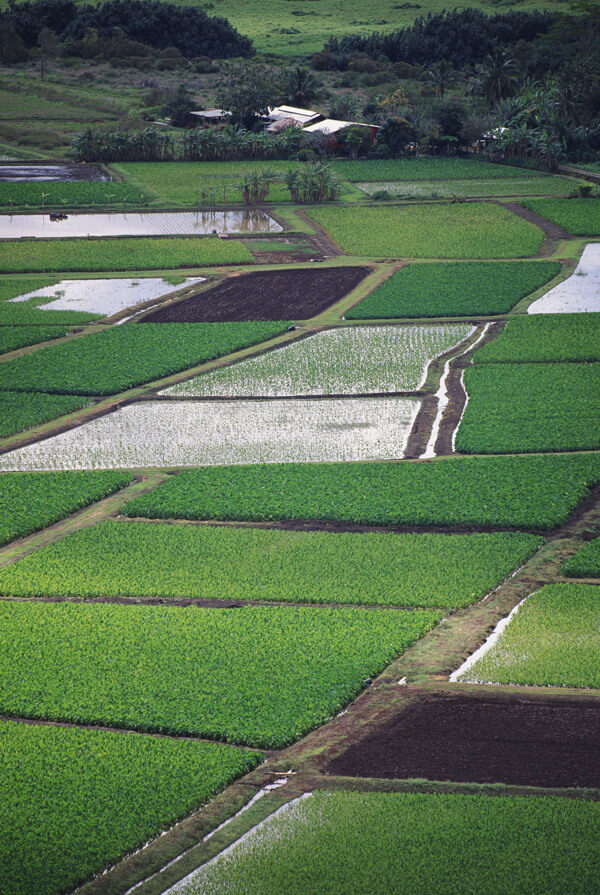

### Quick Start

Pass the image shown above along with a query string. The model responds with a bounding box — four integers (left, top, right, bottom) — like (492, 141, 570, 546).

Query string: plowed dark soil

(327, 693, 600, 788)
(140, 266, 370, 322)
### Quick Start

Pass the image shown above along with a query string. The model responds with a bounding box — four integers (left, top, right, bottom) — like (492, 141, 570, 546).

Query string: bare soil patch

(326, 692, 600, 788)
(140, 266, 371, 322)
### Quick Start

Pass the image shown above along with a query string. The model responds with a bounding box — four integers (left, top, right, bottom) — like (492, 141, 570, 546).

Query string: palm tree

(474, 49, 519, 104)
(285, 67, 319, 106)
(425, 60, 455, 99)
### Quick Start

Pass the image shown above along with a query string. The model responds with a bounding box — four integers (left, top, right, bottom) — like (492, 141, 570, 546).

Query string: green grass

(0, 470, 133, 547)
(474, 314, 600, 362)
(0, 322, 290, 395)
(0, 601, 440, 747)
(177, 790, 600, 895)
(0, 521, 542, 609)
(123, 452, 600, 531)
(346, 262, 560, 319)
(562, 538, 600, 578)
(0, 276, 102, 325)
(0, 391, 92, 438)
(306, 204, 544, 258)
(0, 720, 261, 895)
(0, 181, 147, 210)
(0, 237, 253, 273)
(457, 583, 600, 688)
(0, 325, 71, 353)
(457, 363, 600, 454)
(521, 198, 600, 235)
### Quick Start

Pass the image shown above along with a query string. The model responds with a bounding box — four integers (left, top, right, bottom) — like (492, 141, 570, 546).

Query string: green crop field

(331, 158, 555, 182)
(0, 181, 147, 210)
(0, 237, 253, 273)
(0, 276, 101, 325)
(0, 601, 440, 747)
(0, 325, 71, 354)
(0, 322, 289, 395)
(346, 262, 560, 319)
(0, 470, 133, 546)
(123, 452, 600, 531)
(175, 790, 600, 895)
(0, 720, 261, 895)
(306, 204, 544, 258)
(473, 313, 600, 362)
(164, 324, 473, 397)
(0, 391, 92, 438)
(457, 583, 600, 688)
(521, 198, 600, 235)
(0, 521, 542, 609)
(562, 538, 600, 577)
(457, 362, 600, 454)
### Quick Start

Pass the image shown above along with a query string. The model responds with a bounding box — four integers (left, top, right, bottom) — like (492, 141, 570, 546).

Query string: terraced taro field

(1, 162, 599, 895)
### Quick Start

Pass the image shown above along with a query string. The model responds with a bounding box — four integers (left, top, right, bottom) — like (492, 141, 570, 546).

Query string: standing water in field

(9, 277, 205, 317)
(0, 164, 110, 182)
(528, 244, 600, 313)
(0, 210, 282, 239)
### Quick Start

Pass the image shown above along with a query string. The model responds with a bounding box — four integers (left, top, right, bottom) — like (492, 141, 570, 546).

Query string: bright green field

(123, 452, 600, 531)
(306, 204, 544, 258)
(0, 470, 133, 547)
(562, 538, 600, 577)
(0, 601, 440, 747)
(0, 277, 101, 325)
(474, 314, 600, 362)
(0, 720, 261, 895)
(0, 520, 542, 609)
(0, 391, 92, 438)
(333, 159, 555, 182)
(457, 583, 600, 688)
(521, 198, 600, 235)
(0, 325, 71, 354)
(0, 181, 147, 210)
(0, 322, 289, 395)
(346, 262, 560, 319)
(0, 237, 253, 273)
(175, 790, 600, 895)
(457, 363, 600, 454)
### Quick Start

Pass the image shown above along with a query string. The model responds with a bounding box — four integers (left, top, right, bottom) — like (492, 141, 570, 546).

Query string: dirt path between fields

(499, 201, 572, 257)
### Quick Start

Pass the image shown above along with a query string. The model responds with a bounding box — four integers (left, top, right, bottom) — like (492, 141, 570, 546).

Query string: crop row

(122, 453, 600, 531)
(0, 181, 146, 210)
(473, 313, 600, 363)
(0, 325, 73, 354)
(176, 790, 600, 895)
(457, 362, 600, 454)
(306, 204, 544, 259)
(0, 237, 253, 273)
(356, 177, 575, 199)
(457, 583, 600, 688)
(346, 261, 560, 319)
(0, 391, 92, 439)
(0, 470, 133, 546)
(0, 397, 420, 470)
(162, 325, 473, 397)
(521, 198, 600, 236)
(0, 601, 440, 747)
(0, 322, 290, 396)
(0, 720, 261, 895)
(0, 520, 542, 609)
(562, 538, 600, 577)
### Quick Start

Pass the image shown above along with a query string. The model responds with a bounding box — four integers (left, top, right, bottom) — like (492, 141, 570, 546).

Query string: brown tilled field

(327, 692, 600, 788)
(140, 266, 370, 322)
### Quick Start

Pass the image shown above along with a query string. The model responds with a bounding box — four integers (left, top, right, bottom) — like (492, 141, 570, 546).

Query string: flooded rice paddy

(0, 210, 282, 239)
(0, 164, 110, 182)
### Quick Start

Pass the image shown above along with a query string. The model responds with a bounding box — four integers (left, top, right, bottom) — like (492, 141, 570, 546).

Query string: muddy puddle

(0, 210, 282, 239)
(0, 164, 110, 182)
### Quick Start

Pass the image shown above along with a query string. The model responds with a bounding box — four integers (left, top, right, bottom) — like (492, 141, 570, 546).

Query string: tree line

(0, 0, 253, 61)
